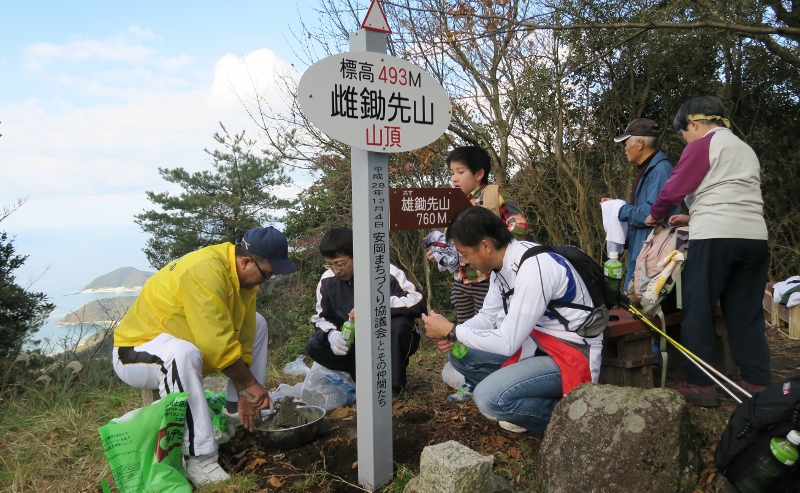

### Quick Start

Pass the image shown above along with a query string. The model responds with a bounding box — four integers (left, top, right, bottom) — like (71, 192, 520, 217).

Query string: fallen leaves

(246, 458, 267, 470)
(328, 407, 350, 419)
(488, 434, 508, 448)
(268, 476, 282, 487)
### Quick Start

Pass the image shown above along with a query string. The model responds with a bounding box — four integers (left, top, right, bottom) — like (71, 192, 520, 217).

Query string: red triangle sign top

(361, 0, 392, 34)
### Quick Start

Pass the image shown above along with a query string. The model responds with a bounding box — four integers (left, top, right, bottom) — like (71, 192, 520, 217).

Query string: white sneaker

(185, 453, 230, 486)
(498, 420, 527, 433)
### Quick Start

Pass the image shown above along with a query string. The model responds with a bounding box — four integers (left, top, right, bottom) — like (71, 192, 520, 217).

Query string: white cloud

(1, 43, 298, 237)
(25, 38, 156, 70)
(127, 25, 160, 41)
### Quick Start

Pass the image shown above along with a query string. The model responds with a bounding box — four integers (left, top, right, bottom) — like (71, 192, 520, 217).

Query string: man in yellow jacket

(112, 227, 298, 486)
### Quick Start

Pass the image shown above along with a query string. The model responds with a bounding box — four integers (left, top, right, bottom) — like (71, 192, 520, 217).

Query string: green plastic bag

(204, 390, 231, 443)
(99, 392, 192, 493)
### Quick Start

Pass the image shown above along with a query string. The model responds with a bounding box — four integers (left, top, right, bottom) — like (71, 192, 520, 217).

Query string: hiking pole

(616, 297, 751, 403)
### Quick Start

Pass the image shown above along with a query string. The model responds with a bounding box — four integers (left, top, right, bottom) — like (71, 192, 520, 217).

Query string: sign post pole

(295, 1, 450, 488)
(349, 27, 393, 491)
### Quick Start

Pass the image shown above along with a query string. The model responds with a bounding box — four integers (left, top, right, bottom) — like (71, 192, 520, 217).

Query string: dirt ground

(220, 325, 800, 492)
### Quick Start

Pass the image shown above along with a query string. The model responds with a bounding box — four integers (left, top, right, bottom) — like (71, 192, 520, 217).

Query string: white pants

(112, 313, 268, 456)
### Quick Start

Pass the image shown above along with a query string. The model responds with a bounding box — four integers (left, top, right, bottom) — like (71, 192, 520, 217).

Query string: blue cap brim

(269, 257, 298, 275)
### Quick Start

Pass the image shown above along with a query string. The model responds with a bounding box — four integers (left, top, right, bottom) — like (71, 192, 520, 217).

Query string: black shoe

(392, 386, 408, 402)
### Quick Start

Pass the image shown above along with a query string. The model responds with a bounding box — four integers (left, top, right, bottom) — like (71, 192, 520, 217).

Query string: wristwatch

(446, 324, 458, 343)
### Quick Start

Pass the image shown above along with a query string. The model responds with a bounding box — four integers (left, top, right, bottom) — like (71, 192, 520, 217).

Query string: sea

(30, 289, 140, 354)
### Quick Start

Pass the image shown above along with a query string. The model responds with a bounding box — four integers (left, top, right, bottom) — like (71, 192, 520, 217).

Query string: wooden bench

(600, 305, 731, 389)
(763, 281, 800, 340)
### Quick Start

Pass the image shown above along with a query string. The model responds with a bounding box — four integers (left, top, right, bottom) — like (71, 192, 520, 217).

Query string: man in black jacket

(306, 227, 426, 400)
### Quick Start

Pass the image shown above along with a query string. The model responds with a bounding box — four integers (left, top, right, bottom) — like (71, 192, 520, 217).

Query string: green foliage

(258, 248, 325, 366)
(381, 463, 416, 492)
(0, 231, 54, 360)
(135, 123, 296, 269)
(283, 153, 353, 243)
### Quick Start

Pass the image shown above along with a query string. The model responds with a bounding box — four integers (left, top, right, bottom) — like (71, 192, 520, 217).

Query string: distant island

(81, 267, 154, 293)
(57, 296, 137, 325)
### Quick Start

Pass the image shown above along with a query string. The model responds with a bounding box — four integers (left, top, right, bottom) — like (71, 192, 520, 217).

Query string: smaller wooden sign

(389, 188, 473, 231)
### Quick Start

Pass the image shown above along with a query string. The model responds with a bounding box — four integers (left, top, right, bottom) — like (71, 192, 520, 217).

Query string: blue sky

(0, 1, 342, 297)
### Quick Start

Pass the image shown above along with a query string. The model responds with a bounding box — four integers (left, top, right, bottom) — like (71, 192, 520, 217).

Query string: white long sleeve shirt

(455, 240, 604, 382)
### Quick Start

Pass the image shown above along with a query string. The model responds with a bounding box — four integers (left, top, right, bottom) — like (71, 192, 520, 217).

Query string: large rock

(538, 384, 699, 493)
(415, 440, 493, 493)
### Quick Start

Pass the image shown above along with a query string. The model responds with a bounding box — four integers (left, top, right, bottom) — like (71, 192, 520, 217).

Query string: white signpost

(298, 52, 451, 152)
(297, 1, 452, 490)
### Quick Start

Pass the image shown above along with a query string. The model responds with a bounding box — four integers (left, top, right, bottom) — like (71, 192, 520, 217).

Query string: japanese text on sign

(331, 58, 435, 149)
(371, 164, 389, 407)
(388, 188, 473, 231)
(298, 51, 451, 153)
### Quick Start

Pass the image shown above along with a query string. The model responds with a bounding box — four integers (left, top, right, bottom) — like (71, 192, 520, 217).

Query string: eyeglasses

(323, 258, 351, 271)
(252, 261, 277, 283)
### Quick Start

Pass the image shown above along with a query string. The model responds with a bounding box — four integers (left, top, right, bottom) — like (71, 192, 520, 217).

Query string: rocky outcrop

(538, 383, 699, 493)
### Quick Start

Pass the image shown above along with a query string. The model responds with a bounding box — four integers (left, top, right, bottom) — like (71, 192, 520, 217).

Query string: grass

(4, 324, 792, 492)
(380, 464, 415, 493)
(0, 361, 139, 492)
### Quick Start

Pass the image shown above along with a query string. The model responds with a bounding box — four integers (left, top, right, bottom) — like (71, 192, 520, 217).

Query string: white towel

(773, 276, 800, 308)
(601, 199, 628, 246)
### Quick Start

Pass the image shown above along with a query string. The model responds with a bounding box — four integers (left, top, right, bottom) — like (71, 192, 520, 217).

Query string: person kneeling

(305, 227, 427, 401)
(423, 207, 603, 435)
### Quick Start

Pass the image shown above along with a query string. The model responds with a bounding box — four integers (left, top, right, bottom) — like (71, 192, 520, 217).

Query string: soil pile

(269, 396, 308, 430)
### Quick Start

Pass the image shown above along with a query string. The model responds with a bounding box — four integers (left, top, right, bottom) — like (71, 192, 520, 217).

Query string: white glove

(328, 330, 349, 356)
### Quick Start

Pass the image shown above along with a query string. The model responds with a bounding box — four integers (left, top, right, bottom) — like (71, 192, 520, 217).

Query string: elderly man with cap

(601, 118, 680, 289)
(112, 227, 298, 486)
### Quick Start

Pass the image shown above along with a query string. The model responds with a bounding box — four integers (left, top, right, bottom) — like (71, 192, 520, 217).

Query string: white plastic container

(305, 384, 356, 410)
(441, 361, 465, 390)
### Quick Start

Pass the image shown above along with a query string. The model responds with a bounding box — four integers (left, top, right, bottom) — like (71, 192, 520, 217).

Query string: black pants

(305, 315, 420, 388)
(680, 238, 771, 386)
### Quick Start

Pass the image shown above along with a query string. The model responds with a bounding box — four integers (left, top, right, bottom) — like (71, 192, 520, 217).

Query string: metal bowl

(253, 405, 326, 450)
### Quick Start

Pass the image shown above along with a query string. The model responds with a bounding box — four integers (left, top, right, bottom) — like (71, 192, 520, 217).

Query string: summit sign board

(298, 52, 451, 152)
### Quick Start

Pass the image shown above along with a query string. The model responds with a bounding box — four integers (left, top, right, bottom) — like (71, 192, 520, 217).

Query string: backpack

(715, 376, 800, 491)
(481, 185, 501, 217)
(502, 245, 610, 338)
(627, 225, 689, 316)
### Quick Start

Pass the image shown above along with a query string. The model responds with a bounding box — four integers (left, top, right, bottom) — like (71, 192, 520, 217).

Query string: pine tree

(135, 124, 296, 269)
(0, 231, 54, 359)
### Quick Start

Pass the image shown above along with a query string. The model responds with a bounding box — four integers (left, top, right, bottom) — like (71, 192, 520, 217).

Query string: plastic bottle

(603, 251, 624, 306)
(451, 342, 469, 359)
(341, 320, 355, 349)
(441, 361, 466, 390)
(729, 430, 800, 493)
(308, 383, 356, 411)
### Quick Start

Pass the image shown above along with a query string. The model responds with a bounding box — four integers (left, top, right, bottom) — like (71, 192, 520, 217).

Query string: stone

(485, 473, 517, 493)
(404, 473, 518, 493)
(416, 440, 493, 493)
(538, 383, 699, 493)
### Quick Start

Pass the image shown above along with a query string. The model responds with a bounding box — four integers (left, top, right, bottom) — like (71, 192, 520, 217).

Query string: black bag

(715, 376, 800, 491)
(502, 245, 610, 338)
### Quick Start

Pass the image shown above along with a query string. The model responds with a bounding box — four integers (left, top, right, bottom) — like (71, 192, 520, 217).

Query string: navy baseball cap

(240, 227, 298, 275)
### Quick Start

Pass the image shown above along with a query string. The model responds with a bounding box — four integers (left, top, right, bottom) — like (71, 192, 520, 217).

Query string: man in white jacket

(423, 207, 603, 435)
